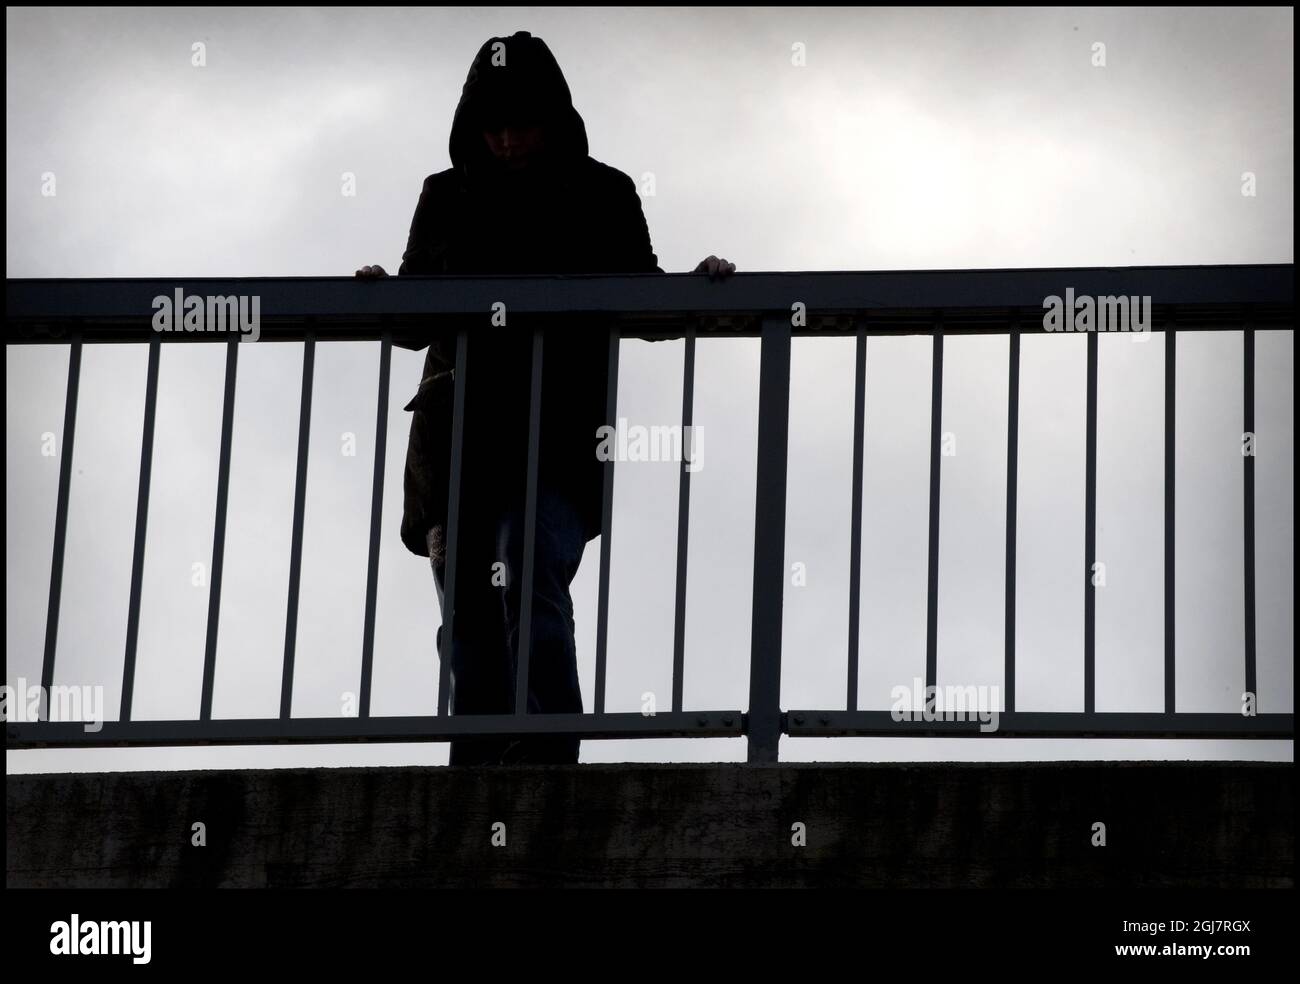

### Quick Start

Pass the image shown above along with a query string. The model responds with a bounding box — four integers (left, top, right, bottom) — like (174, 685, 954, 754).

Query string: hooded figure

(397, 31, 662, 562)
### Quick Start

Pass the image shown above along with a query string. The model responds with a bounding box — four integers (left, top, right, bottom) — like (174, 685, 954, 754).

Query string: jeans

(431, 484, 587, 765)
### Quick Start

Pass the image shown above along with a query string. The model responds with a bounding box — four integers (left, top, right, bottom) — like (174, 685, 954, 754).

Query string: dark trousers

(432, 484, 587, 765)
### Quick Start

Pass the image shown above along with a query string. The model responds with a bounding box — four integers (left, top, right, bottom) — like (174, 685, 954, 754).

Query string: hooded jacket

(397, 31, 662, 559)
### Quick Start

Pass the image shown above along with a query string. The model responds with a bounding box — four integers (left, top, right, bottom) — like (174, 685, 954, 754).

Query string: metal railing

(5, 266, 1294, 761)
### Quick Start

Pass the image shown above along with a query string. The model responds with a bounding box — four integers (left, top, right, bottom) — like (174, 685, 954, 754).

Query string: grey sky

(5, 6, 1293, 772)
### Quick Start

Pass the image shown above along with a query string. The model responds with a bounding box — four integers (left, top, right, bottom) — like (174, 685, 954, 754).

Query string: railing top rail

(5, 264, 1293, 345)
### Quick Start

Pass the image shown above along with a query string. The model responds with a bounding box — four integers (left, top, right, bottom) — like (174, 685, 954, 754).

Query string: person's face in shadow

(481, 121, 547, 172)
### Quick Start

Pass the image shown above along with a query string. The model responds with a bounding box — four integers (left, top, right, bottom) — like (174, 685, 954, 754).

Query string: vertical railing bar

(358, 329, 392, 719)
(1004, 311, 1020, 714)
(1243, 312, 1257, 702)
(514, 324, 545, 716)
(924, 312, 944, 693)
(671, 325, 696, 713)
(39, 332, 82, 721)
(120, 333, 160, 722)
(1164, 313, 1177, 715)
(746, 314, 792, 763)
(594, 326, 620, 715)
(278, 325, 315, 721)
(200, 334, 240, 722)
(437, 328, 469, 717)
(1084, 329, 1098, 715)
(846, 322, 867, 712)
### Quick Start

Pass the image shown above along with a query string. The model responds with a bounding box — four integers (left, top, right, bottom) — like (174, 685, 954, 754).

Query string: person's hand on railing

(694, 256, 736, 280)
(355, 264, 390, 279)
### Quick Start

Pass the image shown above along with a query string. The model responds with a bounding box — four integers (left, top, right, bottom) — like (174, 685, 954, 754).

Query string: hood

(448, 31, 589, 179)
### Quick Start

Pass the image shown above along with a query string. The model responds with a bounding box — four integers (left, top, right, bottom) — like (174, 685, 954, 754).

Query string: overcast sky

(6, 6, 1293, 772)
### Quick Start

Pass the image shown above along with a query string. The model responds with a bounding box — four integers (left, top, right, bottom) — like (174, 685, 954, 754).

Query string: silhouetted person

(357, 31, 733, 765)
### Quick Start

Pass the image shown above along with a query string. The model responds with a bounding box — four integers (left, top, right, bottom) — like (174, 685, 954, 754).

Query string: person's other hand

(355, 264, 389, 279)
(693, 255, 736, 280)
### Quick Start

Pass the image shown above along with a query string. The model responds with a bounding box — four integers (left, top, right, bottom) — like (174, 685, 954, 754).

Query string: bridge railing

(5, 266, 1294, 760)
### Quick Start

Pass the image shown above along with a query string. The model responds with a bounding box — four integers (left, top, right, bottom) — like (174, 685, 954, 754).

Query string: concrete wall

(7, 762, 1292, 888)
